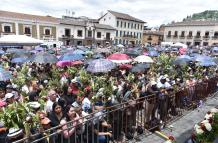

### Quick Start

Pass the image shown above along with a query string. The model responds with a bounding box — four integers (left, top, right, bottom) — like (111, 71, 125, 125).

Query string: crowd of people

(0, 46, 217, 143)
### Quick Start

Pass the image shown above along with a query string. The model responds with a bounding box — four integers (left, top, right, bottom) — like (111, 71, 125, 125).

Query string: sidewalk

(130, 93, 218, 143)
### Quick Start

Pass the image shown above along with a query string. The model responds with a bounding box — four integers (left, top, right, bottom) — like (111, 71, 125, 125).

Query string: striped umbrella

(59, 53, 84, 61)
(0, 68, 12, 81)
(30, 52, 58, 64)
(87, 59, 116, 73)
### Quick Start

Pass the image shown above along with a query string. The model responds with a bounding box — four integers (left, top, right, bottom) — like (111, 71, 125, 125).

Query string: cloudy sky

(0, 0, 218, 27)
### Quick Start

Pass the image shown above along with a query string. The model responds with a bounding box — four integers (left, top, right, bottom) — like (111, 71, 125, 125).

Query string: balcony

(203, 36, 210, 40)
(173, 35, 178, 38)
(61, 35, 74, 39)
(179, 35, 185, 39)
(212, 36, 218, 40)
(123, 35, 137, 39)
(167, 35, 171, 38)
(187, 36, 193, 39)
(194, 36, 201, 39)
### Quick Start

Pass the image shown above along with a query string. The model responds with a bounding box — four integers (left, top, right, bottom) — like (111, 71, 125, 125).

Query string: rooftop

(144, 30, 163, 36)
(108, 10, 145, 23)
(0, 10, 58, 23)
(165, 20, 218, 27)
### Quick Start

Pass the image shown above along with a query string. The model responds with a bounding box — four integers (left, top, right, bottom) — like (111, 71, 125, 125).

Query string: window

(130, 32, 132, 36)
(127, 31, 129, 36)
(205, 31, 209, 37)
(138, 24, 139, 29)
(120, 31, 122, 37)
(45, 29, 51, 35)
(117, 21, 119, 27)
(141, 25, 143, 30)
(106, 33, 110, 40)
(104, 18, 106, 21)
(120, 21, 122, 28)
(119, 39, 122, 44)
(24, 27, 31, 34)
(88, 30, 92, 37)
(196, 31, 201, 37)
(123, 31, 126, 36)
(77, 30, 82, 37)
(167, 31, 171, 37)
(214, 32, 218, 38)
(135, 24, 136, 29)
(181, 31, 185, 37)
(188, 31, 193, 37)
(116, 30, 118, 37)
(131, 23, 133, 29)
(174, 31, 178, 37)
(124, 22, 126, 28)
(97, 32, 101, 38)
(65, 28, 70, 37)
(4, 26, 11, 33)
(128, 23, 130, 28)
(137, 33, 138, 38)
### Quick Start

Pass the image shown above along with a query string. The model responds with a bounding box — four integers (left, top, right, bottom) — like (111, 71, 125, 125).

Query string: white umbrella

(0, 35, 43, 46)
(117, 44, 124, 48)
(134, 55, 154, 63)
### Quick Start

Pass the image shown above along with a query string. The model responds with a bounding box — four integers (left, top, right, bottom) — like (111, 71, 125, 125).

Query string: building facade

(99, 10, 145, 45)
(142, 30, 163, 45)
(0, 10, 58, 41)
(57, 18, 115, 46)
(164, 20, 218, 46)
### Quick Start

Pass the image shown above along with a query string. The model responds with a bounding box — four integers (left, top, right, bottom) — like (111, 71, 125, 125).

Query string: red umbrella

(107, 53, 132, 64)
(119, 64, 132, 69)
(71, 61, 83, 66)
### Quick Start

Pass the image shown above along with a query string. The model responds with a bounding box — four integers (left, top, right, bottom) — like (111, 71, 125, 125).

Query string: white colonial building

(57, 17, 116, 46)
(99, 10, 145, 45)
(164, 20, 218, 46)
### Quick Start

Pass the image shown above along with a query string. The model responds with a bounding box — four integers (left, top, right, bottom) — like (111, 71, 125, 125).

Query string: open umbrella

(131, 63, 150, 73)
(0, 68, 12, 81)
(125, 50, 140, 57)
(30, 52, 58, 64)
(11, 57, 29, 63)
(87, 59, 116, 73)
(193, 55, 213, 62)
(117, 44, 124, 48)
(119, 64, 132, 69)
(56, 61, 72, 67)
(94, 48, 111, 54)
(0, 50, 5, 55)
(72, 49, 85, 55)
(197, 61, 216, 67)
(59, 53, 84, 61)
(93, 53, 104, 59)
(107, 53, 132, 64)
(134, 55, 154, 63)
(148, 51, 159, 57)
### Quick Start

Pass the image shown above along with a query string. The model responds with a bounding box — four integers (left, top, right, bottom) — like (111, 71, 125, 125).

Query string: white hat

(7, 128, 23, 138)
(28, 102, 41, 109)
(4, 93, 14, 101)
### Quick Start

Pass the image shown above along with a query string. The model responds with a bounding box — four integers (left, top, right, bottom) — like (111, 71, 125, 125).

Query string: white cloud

(0, 0, 218, 27)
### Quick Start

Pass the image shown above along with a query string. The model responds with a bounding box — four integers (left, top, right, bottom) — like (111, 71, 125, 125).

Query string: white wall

(95, 29, 115, 40)
(57, 24, 85, 39)
(99, 12, 116, 28)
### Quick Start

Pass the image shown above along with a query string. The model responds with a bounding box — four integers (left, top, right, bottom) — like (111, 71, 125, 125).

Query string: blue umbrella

(59, 53, 84, 61)
(35, 47, 44, 51)
(87, 59, 116, 73)
(30, 52, 58, 64)
(193, 55, 213, 62)
(148, 51, 159, 57)
(11, 57, 29, 63)
(77, 46, 89, 52)
(72, 49, 85, 55)
(197, 61, 216, 67)
(0, 50, 5, 55)
(131, 63, 150, 73)
(0, 68, 12, 81)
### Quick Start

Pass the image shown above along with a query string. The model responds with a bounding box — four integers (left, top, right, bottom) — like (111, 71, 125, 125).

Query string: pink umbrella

(179, 48, 187, 55)
(0, 100, 6, 107)
(107, 53, 132, 64)
(56, 61, 72, 67)
(143, 52, 148, 56)
(71, 60, 83, 66)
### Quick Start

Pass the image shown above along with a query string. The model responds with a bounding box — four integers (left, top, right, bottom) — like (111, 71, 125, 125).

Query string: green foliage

(0, 102, 39, 129)
(67, 67, 78, 78)
(185, 10, 218, 21)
